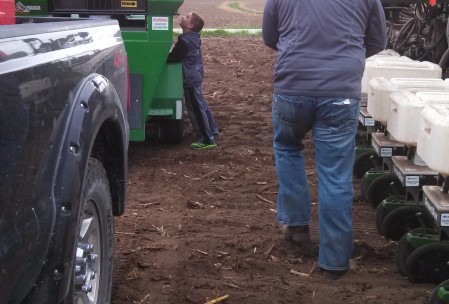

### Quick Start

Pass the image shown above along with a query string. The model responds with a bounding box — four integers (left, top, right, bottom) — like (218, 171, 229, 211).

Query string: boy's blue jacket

(168, 31, 204, 88)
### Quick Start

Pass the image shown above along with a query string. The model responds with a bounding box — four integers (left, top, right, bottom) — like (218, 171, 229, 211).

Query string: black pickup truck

(0, 17, 129, 303)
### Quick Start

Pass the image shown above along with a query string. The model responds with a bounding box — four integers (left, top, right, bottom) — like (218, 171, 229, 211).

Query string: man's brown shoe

(282, 225, 311, 244)
(312, 259, 356, 280)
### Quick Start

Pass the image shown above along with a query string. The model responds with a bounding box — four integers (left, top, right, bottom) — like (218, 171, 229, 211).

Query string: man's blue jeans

(272, 93, 360, 271)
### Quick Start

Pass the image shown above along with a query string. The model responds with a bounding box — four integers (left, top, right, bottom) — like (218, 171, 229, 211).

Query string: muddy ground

(111, 1, 435, 303)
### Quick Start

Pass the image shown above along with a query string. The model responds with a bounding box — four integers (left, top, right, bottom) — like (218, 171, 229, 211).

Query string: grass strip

(201, 29, 262, 37)
(228, 2, 262, 15)
(174, 29, 262, 38)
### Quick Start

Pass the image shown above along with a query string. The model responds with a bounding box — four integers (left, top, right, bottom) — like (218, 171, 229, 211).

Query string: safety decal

(121, 1, 137, 8)
(152, 17, 169, 31)
(15, 1, 30, 14)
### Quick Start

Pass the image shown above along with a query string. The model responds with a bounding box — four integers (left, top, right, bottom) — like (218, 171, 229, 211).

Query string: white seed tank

(417, 104, 449, 175)
(387, 91, 449, 145)
(367, 78, 449, 124)
(361, 58, 441, 95)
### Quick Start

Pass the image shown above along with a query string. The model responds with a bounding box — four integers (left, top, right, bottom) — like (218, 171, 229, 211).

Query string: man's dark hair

(191, 12, 204, 32)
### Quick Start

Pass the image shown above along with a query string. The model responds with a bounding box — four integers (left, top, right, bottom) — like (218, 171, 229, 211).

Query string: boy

(167, 12, 218, 150)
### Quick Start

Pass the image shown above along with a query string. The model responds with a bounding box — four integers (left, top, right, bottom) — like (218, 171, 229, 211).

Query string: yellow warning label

(121, 1, 137, 8)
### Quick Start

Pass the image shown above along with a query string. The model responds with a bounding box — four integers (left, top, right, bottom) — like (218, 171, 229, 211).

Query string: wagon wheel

(427, 279, 449, 304)
(382, 205, 434, 241)
(158, 118, 184, 144)
(396, 227, 437, 277)
(366, 173, 405, 209)
(406, 242, 449, 284)
(353, 150, 381, 179)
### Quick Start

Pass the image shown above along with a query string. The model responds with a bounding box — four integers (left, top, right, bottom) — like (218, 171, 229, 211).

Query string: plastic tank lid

(373, 59, 437, 69)
(424, 103, 449, 115)
(416, 91, 449, 104)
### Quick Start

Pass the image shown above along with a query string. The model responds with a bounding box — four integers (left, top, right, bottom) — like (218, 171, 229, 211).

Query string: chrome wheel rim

(74, 199, 101, 304)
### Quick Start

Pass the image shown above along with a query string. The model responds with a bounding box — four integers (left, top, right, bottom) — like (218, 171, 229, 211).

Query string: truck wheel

(71, 157, 113, 304)
(158, 119, 184, 144)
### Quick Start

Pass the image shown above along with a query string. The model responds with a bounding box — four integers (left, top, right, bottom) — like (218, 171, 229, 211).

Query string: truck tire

(70, 157, 113, 304)
(158, 119, 184, 144)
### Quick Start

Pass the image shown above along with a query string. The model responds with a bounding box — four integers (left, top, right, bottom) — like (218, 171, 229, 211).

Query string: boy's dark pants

(184, 86, 218, 144)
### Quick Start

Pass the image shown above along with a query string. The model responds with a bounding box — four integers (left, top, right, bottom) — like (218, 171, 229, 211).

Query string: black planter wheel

(382, 205, 434, 241)
(375, 202, 387, 235)
(360, 174, 369, 202)
(374, 195, 408, 236)
(428, 279, 449, 304)
(396, 227, 437, 277)
(353, 150, 381, 179)
(366, 173, 405, 209)
(406, 242, 449, 284)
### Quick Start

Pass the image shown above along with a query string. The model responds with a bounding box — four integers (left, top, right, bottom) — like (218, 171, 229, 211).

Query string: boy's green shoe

(190, 142, 217, 150)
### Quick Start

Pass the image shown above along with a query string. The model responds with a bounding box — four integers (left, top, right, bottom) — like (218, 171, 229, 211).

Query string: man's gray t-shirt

(263, 0, 387, 99)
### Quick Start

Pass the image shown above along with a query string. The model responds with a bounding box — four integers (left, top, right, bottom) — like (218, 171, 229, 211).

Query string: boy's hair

(190, 12, 204, 32)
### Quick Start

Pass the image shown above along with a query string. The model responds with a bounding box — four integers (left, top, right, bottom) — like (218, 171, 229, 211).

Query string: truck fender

(23, 73, 128, 303)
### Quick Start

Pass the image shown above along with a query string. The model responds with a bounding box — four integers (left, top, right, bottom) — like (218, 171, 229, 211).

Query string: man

(263, 0, 386, 278)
